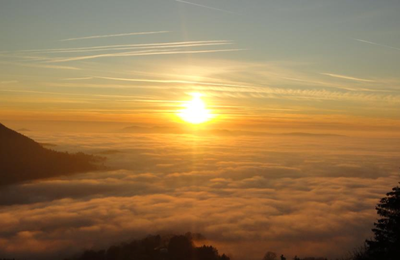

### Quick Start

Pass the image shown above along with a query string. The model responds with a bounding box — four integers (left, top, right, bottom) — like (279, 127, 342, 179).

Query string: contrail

(321, 73, 374, 83)
(18, 40, 230, 53)
(25, 41, 232, 54)
(60, 31, 170, 42)
(354, 38, 400, 52)
(175, 0, 237, 15)
(48, 48, 246, 63)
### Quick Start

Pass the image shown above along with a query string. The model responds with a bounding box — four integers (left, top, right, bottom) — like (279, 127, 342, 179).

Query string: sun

(178, 93, 213, 124)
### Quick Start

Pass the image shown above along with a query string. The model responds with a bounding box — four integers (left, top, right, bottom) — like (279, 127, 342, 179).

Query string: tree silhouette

(168, 235, 194, 260)
(364, 182, 400, 259)
(68, 233, 230, 260)
(263, 251, 277, 260)
(195, 245, 223, 260)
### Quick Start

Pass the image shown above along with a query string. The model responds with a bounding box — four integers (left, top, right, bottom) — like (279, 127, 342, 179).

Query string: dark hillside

(0, 123, 104, 186)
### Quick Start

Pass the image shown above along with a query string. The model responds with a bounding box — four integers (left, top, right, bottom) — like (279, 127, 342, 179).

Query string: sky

(1, 0, 400, 134)
(1, 1, 400, 260)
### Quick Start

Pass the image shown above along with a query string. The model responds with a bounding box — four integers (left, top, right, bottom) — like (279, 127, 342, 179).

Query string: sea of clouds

(0, 132, 399, 260)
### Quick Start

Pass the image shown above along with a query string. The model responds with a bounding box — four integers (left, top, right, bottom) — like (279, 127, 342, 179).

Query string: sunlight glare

(178, 93, 213, 124)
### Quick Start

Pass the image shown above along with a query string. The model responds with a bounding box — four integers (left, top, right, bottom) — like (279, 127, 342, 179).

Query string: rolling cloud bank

(0, 130, 399, 260)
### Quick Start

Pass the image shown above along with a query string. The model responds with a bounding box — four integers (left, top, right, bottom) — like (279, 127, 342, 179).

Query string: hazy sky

(1, 0, 400, 133)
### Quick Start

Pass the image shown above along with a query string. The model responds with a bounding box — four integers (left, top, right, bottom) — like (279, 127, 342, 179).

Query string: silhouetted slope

(66, 233, 230, 260)
(0, 123, 104, 186)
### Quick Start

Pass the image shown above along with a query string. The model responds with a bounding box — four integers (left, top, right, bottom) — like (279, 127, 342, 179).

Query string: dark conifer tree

(365, 183, 400, 259)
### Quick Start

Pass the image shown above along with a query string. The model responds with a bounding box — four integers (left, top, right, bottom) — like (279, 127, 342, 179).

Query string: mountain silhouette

(0, 123, 104, 186)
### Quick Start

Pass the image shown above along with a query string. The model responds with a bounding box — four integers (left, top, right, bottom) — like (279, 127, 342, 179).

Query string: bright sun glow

(178, 93, 213, 124)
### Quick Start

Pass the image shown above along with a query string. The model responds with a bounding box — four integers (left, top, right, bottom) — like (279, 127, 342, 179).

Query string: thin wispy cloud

(16, 40, 231, 53)
(24, 63, 81, 70)
(0, 61, 79, 70)
(5, 40, 238, 63)
(175, 0, 237, 15)
(321, 73, 375, 83)
(0, 89, 80, 96)
(48, 48, 246, 63)
(354, 38, 400, 52)
(1, 40, 242, 64)
(24, 41, 233, 54)
(60, 31, 170, 42)
(96, 76, 254, 90)
(0, 88, 163, 102)
(47, 76, 400, 103)
(61, 77, 94, 81)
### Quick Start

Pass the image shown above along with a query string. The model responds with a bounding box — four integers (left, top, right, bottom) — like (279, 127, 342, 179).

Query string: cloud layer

(0, 132, 399, 260)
